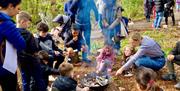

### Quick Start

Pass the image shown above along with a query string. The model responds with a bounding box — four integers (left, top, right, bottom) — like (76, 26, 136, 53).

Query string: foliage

(121, 0, 144, 20)
(21, 0, 65, 32)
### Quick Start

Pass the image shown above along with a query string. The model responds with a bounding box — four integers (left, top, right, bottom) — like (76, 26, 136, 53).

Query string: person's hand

(54, 51, 60, 56)
(81, 45, 87, 52)
(104, 21, 109, 28)
(73, 36, 78, 41)
(167, 54, 175, 61)
(116, 68, 124, 76)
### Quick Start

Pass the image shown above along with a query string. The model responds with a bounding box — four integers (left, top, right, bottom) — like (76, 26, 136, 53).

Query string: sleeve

(51, 37, 59, 51)
(28, 33, 39, 53)
(171, 42, 180, 60)
(121, 49, 145, 70)
(64, 33, 75, 47)
(2, 21, 26, 52)
(170, 41, 180, 55)
(64, 2, 69, 15)
(91, 0, 99, 21)
(42, 65, 59, 75)
(70, 0, 79, 14)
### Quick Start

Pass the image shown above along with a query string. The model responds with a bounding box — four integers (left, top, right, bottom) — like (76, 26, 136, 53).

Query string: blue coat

(75, 0, 99, 24)
(0, 12, 26, 76)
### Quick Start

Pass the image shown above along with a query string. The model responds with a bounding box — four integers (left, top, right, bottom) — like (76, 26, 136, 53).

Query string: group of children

(1, 0, 180, 91)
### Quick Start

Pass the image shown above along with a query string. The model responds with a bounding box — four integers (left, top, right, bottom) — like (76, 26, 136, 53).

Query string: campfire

(80, 72, 109, 91)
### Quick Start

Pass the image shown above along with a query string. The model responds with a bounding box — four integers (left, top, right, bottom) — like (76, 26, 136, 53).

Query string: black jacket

(64, 31, 85, 51)
(170, 41, 180, 61)
(52, 76, 77, 91)
(154, 0, 165, 12)
(18, 28, 39, 64)
(40, 62, 59, 87)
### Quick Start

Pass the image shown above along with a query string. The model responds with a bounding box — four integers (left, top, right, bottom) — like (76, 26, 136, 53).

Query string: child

(121, 45, 136, 77)
(135, 67, 162, 91)
(96, 45, 115, 77)
(51, 14, 71, 43)
(64, 47, 81, 65)
(51, 62, 89, 91)
(35, 22, 65, 69)
(0, 0, 26, 91)
(16, 11, 46, 91)
(176, 0, 180, 12)
(64, 23, 91, 63)
(38, 50, 59, 89)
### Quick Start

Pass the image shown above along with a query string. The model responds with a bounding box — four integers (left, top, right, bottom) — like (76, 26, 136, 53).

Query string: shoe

(162, 73, 176, 81)
(174, 82, 180, 89)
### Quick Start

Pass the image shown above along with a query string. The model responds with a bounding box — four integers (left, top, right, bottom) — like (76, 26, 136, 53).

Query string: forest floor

(71, 11, 180, 91)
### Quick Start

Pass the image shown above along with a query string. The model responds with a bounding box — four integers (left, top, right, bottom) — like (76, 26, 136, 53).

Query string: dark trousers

(0, 66, 17, 91)
(167, 60, 180, 74)
(164, 9, 175, 25)
(19, 58, 46, 91)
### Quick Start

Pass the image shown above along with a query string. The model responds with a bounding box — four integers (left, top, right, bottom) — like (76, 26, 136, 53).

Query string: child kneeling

(135, 67, 163, 91)
(96, 45, 115, 77)
(51, 62, 89, 91)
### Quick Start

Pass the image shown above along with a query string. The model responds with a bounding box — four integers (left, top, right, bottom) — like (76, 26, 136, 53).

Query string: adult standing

(116, 32, 165, 75)
(74, 0, 99, 55)
(144, 0, 154, 22)
(154, 0, 165, 29)
(0, 0, 26, 91)
(98, 0, 121, 54)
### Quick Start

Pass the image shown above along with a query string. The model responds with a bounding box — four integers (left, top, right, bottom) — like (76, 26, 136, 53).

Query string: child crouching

(135, 67, 163, 91)
(96, 45, 115, 77)
(51, 62, 89, 91)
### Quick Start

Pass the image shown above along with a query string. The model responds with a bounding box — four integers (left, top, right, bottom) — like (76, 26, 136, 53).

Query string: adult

(164, 0, 175, 26)
(98, 0, 122, 54)
(162, 41, 180, 89)
(144, 0, 154, 22)
(116, 32, 165, 75)
(73, 0, 99, 55)
(153, 0, 165, 29)
(0, 0, 26, 91)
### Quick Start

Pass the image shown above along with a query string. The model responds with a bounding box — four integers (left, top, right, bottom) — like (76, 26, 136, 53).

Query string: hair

(59, 62, 73, 76)
(96, 45, 115, 62)
(0, 0, 21, 9)
(16, 11, 31, 23)
(38, 50, 49, 61)
(130, 32, 142, 41)
(135, 67, 161, 91)
(37, 22, 49, 32)
(121, 45, 136, 63)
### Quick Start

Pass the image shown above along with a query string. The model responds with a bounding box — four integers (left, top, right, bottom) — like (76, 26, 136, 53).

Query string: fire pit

(80, 72, 109, 91)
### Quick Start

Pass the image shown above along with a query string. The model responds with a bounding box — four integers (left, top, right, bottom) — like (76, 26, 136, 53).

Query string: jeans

(135, 56, 165, 70)
(76, 23, 91, 53)
(154, 11, 164, 29)
(0, 66, 17, 91)
(167, 59, 180, 74)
